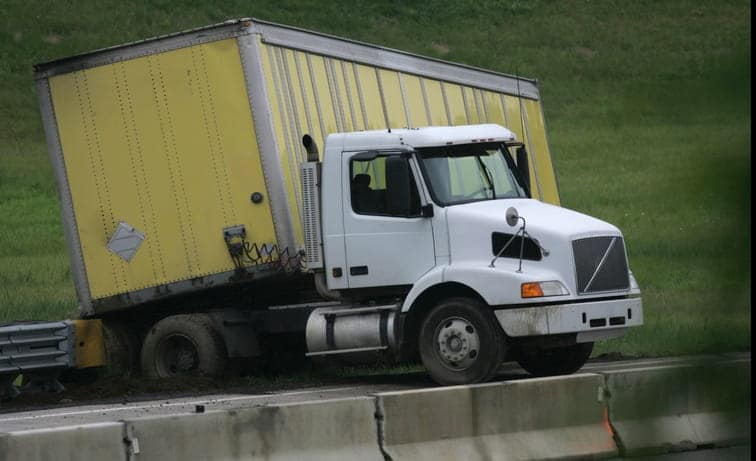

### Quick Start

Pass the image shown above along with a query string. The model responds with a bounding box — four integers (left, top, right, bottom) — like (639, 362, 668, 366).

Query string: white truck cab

(304, 124, 643, 385)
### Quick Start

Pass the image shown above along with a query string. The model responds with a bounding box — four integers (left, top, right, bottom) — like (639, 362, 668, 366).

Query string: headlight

(521, 281, 569, 298)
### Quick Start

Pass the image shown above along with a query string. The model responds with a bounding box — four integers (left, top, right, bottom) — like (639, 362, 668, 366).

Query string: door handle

(349, 266, 369, 276)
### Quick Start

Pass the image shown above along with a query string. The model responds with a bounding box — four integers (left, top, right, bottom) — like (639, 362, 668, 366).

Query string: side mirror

(506, 207, 519, 227)
(385, 156, 412, 216)
(515, 147, 531, 197)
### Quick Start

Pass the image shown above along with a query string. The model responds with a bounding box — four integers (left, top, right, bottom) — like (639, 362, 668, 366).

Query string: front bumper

(493, 297, 643, 343)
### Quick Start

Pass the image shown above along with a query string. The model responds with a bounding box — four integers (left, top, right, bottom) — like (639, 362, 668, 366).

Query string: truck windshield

(416, 143, 527, 206)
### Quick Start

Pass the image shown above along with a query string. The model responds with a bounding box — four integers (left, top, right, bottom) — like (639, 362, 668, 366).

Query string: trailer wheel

(141, 314, 227, 379)
(515, 342, 594, 377)
(419, 298, 504, 385)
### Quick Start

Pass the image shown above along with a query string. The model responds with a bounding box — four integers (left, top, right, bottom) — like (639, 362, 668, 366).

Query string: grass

(0, 1, 750, 357)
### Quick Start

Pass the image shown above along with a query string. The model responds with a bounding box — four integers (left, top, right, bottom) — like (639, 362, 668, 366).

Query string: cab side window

(350, 154, 421, 217)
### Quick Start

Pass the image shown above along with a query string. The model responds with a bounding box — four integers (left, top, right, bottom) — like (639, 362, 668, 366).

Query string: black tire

(102, 321, 138, 377)
(141, 314, 227, 379)
(516, 342, 594, 377)
(419, 297, 505, 385)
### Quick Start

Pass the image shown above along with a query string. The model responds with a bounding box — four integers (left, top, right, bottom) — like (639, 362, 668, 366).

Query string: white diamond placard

(107, 222, 145, 262)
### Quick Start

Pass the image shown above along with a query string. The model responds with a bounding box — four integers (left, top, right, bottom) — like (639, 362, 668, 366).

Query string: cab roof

(332, 124, 517, 152)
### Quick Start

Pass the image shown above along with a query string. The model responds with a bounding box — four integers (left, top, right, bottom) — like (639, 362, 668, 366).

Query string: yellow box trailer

(35, 18, 559, 315)
(32, 18, 641, 385)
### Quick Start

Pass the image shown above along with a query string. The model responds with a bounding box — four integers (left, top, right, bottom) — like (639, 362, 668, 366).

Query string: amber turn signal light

(521, 282, 544, 298)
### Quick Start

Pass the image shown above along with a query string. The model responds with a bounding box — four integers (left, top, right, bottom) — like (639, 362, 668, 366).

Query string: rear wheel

(516, 342, 594, 377)
(141, 314, 227, 379)
(419, 298, 504, 385)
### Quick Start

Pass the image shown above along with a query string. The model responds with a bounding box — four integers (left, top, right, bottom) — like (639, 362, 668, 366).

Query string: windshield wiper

(475, 156, 496, 199)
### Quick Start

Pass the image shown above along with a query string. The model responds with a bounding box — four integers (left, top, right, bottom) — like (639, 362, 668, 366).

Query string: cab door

(342, 151, 436, 289)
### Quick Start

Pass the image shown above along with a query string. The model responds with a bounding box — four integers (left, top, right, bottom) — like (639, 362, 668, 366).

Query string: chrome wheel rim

(434, 317, 480, 371)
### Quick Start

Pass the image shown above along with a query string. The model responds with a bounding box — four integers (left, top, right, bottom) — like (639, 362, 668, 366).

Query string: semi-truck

(19, 18, 642, 386)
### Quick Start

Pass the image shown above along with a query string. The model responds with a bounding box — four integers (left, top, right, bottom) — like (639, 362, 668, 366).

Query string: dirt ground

(0, 364, 433, 413)
(0, 352, 639, 413)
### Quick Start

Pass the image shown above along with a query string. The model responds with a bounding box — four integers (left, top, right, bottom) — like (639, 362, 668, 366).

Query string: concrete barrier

(0, 422, 126, 461)
(376, 373, 617, 460)
(123, 396, 384, 461)
(0, 356, 749, 460)
(601, 358, 751, 456)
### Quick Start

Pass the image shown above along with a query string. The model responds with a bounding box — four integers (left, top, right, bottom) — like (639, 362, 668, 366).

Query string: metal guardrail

(0, 321, 75, 399)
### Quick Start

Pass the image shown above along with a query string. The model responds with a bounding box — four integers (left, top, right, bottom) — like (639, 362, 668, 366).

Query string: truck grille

(572, 236, 630, 294)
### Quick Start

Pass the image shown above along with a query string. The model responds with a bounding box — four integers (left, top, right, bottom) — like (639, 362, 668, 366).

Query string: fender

(400, 265, 447, 312)
(401, 261, 570, 312)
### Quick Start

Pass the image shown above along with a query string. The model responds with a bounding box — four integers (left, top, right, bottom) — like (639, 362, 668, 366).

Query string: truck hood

(431, 198, 638, 307)
(444, 199, 624, 280)
(445, 198, 621, 242)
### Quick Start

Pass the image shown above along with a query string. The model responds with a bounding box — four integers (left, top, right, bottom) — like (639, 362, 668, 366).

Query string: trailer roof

(33, 19, 247, 75)
(33, 18, 539, 99)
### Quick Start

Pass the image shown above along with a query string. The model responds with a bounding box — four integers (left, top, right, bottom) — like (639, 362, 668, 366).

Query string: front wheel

(515, 342, 594, 377)
(419, 298, 505, 385)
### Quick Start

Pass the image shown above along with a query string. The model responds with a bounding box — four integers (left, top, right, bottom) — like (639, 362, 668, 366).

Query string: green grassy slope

(0, 0, 750, 356)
